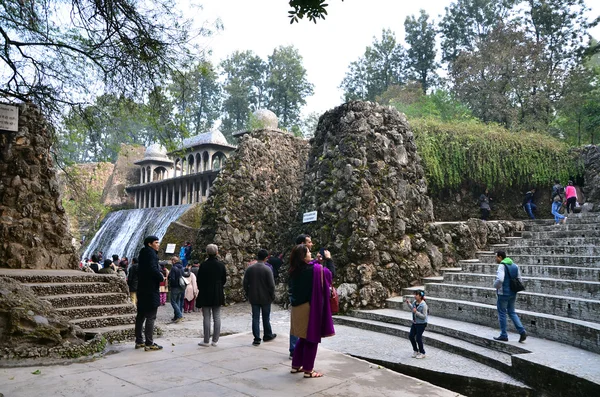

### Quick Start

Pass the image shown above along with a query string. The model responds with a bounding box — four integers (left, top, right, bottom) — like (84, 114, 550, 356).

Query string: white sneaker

(211, 341, 218, 347)
(411, 351, 419, 358)
(415, 353, 426, 359)
(198, 342, 210, 347)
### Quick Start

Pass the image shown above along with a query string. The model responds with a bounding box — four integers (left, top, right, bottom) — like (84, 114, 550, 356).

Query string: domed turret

(253, 109, 279, 129)
(144, 144, 168, 159)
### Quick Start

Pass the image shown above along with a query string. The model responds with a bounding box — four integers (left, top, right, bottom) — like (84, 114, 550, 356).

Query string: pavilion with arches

(127, 130, 236, 208)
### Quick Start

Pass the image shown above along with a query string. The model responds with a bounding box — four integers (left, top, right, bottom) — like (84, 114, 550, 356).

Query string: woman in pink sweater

(565, 180, 577, 214)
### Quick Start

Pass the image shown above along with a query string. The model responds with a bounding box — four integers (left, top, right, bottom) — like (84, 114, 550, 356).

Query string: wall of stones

(196, 129, 310, 301)
(582, 144, 600, 210)
(0, 103, 78, 269)
(101, 144, 145, 207)
(290, 101, 436, 306)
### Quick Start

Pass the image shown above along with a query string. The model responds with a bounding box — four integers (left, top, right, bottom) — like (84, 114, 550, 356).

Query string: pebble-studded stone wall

(0, 103, 78, 269)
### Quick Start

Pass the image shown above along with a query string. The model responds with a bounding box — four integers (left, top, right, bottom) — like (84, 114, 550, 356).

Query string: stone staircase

(0, 270, 137, 342)
(334, 213, 600, 397)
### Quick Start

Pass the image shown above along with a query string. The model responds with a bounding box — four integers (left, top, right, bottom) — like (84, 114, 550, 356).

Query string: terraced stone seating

(335, 214, 600, 397)
(0, 270, 137, 342)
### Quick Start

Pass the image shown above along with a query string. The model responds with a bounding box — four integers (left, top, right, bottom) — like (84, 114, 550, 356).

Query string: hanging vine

(412, 120, 583, 194)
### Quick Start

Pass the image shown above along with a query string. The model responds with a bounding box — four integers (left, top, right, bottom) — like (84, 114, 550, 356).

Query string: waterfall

(82, 205, 192, 261)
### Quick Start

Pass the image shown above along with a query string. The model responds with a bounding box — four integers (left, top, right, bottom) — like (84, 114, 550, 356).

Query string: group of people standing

(479, 179, 579, 224)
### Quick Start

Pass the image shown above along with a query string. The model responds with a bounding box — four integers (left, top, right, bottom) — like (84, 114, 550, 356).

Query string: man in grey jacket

(243, 249, 277, 346)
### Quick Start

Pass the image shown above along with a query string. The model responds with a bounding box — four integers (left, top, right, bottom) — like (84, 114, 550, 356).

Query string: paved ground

(0, 331, 459, 397)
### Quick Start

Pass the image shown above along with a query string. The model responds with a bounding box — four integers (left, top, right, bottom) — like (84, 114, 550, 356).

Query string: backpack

(552, 185, 564, 201)
(504, 264, 525, 293)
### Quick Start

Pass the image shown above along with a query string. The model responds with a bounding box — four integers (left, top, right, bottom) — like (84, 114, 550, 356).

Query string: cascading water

(82, 205, 191, 261)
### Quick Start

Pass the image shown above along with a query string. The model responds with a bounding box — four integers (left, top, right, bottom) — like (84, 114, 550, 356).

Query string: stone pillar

(135, 190, 139, 208)
(140, 168, 143, 184)
(159, 186, 163, 207)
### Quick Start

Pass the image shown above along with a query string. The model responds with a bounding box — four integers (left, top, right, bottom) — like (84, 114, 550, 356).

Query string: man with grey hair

(196, 244, 227, 347)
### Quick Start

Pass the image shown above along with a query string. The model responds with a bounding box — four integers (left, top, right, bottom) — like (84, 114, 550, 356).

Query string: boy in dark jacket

(127, 258, 139, 306)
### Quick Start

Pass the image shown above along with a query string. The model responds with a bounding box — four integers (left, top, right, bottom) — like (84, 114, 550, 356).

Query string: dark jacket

(243, 261, 275, 305)
(267, 257, 283, 280)
(127, 263, 139, 292)
(136, 246, 164, 311)
(168, 262, 185, 290)
(190, 264, 200, 278)
(196, 256, 227, 307)
(290, 264, 314, 306)
(89, 262, 100, 273)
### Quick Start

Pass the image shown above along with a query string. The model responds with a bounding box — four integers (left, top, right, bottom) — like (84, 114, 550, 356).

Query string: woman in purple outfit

(289, 244, 335, 378)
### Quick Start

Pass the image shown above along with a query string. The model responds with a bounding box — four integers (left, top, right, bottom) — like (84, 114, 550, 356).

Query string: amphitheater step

(331, 308, 600, 397)
(476, 253, 600, 267)
(25, 282, 123, 295)
(400, 285, 424, 296)
(443, 272, 600, 299)
(324, 323, 532, 397)
(388, 296, 600, 353)
(83, 324, 136, 342)
(41, 292, 131, 308)
(521, 230, 600, 239)
(504, 236, 600, 247)
(496, 245, 600, 256)
(56, 304, 136, 319)
(422, 283, 600, 322)
(334, 315, 513, 372)
(458, 262, 600, 281)
(526, 223, 600, 232)
(70, 313, 136, 329)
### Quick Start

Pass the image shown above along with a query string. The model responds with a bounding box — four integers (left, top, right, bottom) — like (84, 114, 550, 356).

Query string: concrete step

(1, 271, 120, 284)
(521, 230, 600, 239)
(443, 272, 600, 299)
(505, 236, 600, 247)
(523, 215, 600, 226)
(325, 324, 533, 397)
(400, 285, 424, 296)
(70, 313, 136, 329)
(423, 283, 600, 322)
(41, 292, 131, 308)
(388, 296, 600, 353)
(476, 253, 600, 267)
(83, 324, 136, 342)
(56, 304, 136, 319)
(526, 223, 600, 232)
(334, 316, 514, 372)
(343, 306, 600, 397)
(459, 262, 600, 282)
(25, 282, 123, 295)
(497, 245, 600, 256)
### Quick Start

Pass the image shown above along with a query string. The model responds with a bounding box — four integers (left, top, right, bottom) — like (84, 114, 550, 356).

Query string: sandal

(290, 367, 303, 373)
(304, 370, 323, 378)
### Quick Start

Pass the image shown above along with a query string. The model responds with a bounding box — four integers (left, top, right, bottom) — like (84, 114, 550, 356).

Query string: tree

(340, 29, 406, 101)
(404, 10, 439, 93)
(220, 51, 267, 138)
(59, 95, 151, 163)
(266, 46, 314, 129)
(439, 0, 518, 64)
(170, 61, 221, 135)
(451, 23, 545, 129)
(0, 0, 213, 113)
(288, 0, 343, 24)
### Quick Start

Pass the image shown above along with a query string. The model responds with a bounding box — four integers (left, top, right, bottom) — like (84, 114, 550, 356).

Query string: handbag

(179, 276, 190, 289)
(321, 265, 339, 314)
(503, 264, 525, 293)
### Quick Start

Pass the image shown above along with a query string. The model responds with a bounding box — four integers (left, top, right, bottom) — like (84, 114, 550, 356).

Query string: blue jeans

(551, 201, 565, 223)
(171, 288, 184, 320)
(409, 323, 427, 354)
(290, 334, 299, 354)
(251, 303, 273, 341)
(497, 294, 525, 338)
(524, 202, 536, 219)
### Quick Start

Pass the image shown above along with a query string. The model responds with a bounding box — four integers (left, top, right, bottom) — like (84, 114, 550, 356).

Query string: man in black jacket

(134, 236, 164, 351)
(244, 249, 277, 346)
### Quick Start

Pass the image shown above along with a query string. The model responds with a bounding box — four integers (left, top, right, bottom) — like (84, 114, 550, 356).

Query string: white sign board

(303, 211, 318, 223)
(0, 104, 18, 132)
(165, 243, 176, 254)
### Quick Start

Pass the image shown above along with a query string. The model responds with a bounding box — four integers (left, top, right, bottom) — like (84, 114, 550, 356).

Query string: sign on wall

(0, 104, 18, 132)
(165, 243, 176, 254)
(303, 210, 318, 223)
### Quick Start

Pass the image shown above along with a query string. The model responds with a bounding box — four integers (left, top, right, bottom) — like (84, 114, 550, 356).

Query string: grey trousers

(135, 307, 157, 345)
(202, 306, 221, 343)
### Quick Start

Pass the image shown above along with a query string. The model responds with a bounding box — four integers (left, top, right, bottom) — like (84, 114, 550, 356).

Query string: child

(406, 290, 428, 359)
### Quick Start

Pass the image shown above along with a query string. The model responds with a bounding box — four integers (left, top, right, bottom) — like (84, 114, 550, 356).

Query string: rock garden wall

(0, 103, 78, 269)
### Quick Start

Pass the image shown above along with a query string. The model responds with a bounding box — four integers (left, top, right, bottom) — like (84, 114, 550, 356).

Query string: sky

(195, 0, 600, 119)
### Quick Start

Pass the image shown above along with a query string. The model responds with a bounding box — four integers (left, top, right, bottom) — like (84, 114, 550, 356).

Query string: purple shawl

(306, 263, 336, 343)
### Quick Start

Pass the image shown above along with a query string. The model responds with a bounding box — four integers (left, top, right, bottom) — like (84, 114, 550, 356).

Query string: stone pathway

(0, 332, 459, 397)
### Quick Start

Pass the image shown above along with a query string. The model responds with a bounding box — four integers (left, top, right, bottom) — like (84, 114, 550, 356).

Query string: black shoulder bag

(504, 264, 525, 293)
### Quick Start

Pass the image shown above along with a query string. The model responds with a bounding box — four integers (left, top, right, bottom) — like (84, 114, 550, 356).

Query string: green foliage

(266, 45, 314, 129)
(412, 119, 582, 193)
(340, 29, 405, 101)
(387, 86, 475, 122)
(404, 10, 438, 93)
(288, 0, 343, 24)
